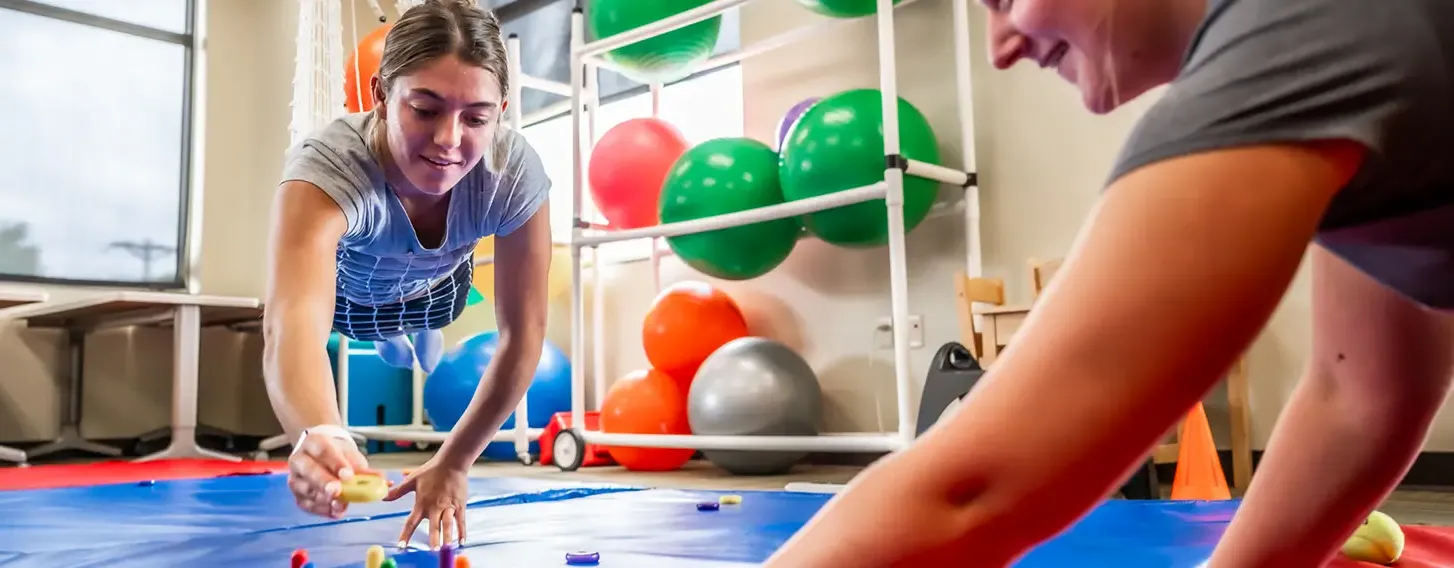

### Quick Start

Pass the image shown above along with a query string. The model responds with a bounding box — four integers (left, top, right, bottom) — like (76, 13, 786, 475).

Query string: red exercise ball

(588, 118, 689, 230)
(599, 368, 695, 471)
(345, 25, 391, 113)
(642, 281, 749, 389)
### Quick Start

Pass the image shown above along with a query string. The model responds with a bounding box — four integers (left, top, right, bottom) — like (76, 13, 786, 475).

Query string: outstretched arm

(263, 180, 350, 441)
(431, 201, 553, 470)
(764, 140, 1364, 567)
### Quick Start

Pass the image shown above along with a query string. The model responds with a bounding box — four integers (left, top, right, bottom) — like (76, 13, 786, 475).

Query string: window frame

(520, 62, 746, 264)
(0, 0, 198, 290)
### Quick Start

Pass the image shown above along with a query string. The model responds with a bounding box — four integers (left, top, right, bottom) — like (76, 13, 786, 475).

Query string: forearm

(263, 313, 344, 440)
(1210, 378, 1429, 566)
(767, 329, 1230, 567)
(433, 334, 544, 470)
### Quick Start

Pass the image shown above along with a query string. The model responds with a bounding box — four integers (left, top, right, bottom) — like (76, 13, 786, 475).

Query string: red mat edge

(0, 458, 288, 491)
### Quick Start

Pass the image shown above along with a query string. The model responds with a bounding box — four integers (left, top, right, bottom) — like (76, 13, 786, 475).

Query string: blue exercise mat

(0, 472, 1236, 567)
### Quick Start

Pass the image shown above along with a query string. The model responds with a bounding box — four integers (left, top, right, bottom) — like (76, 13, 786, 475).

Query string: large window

(0, 0, 195, 287)
(501, 0, 746, 262)
(520, 65, 746, 262)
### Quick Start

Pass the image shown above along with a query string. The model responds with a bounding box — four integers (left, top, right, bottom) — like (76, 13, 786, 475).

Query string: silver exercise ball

(687, 337, 822, 475)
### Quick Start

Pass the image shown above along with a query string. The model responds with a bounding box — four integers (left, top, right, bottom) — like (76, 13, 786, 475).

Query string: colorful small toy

(365, 544, 386, 568)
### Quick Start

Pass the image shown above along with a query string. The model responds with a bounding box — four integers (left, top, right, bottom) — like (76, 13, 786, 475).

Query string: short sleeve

(280, 140, 373, 240)
(490, 130, 553, 237)
(1107, 0, 1421, 187)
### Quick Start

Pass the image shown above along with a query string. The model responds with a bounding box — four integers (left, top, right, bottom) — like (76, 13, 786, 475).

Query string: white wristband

(292, 424, 354, 455)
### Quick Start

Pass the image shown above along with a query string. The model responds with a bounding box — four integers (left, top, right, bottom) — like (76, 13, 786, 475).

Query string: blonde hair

(368, 0, 511, 173)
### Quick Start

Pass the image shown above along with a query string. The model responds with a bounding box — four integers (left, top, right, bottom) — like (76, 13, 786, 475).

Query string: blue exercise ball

(423, 331, 572, 460)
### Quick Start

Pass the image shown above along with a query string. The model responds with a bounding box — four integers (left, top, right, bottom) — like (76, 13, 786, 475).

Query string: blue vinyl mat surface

(0, 472, 1236, 567)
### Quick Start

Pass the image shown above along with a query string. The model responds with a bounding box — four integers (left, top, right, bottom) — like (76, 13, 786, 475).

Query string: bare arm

(263, 180, 349, 442)
(432, 200, 553, 471)
(764, 141, 1365, 566)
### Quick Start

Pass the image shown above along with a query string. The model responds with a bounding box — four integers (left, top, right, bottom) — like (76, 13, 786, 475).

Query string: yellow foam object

(1342, 510, 1404, 565)
(365, 544, 386, 568)
(338, 473, 390, 504)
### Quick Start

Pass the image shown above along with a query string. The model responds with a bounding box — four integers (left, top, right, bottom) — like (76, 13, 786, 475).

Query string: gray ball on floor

(687, 337, 822, 475)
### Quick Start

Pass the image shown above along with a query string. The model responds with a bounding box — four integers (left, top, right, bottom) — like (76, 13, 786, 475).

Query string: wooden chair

(952, 271, 1005, 361)
(1028, 257, 1063, 299)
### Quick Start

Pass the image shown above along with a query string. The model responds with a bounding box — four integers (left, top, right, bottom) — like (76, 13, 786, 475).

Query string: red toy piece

(290, 549, 309, 568)
(538, 411, 615, 469)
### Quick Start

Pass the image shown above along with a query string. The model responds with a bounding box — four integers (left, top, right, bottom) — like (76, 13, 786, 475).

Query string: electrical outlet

(908, 314, 924, 348)
(874, 315, 925, 349)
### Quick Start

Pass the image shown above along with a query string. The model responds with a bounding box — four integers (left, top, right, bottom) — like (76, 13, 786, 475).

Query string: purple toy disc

(565, 550, 600, 565)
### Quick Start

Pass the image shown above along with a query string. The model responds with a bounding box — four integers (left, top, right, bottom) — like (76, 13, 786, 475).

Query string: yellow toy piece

(1342, 510, 1404, 565)
(365, 544, 386, 568)
(337, 473, 390, 504)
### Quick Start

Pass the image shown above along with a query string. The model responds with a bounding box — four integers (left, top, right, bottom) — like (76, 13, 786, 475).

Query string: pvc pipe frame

(565, 0, 982, 454)
(321, 0, 985, 459)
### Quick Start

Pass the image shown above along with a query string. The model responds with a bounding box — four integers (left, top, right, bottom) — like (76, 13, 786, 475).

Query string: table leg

(138, 305, 239, 462)
(980, 317, 1002, 366)
(1227, 356, 1254, 489)
(27, 328, 121, 460)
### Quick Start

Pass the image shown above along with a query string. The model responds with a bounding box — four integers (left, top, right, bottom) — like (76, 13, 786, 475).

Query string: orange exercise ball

(345, 24, 391, 113)
(588, 117, 689, 230)
(642, 281, 749, 389)
(599, 368, 695, 472)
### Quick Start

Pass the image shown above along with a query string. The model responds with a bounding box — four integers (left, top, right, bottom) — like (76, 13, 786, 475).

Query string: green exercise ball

(794, 0, 902, 18)
(660, 137, 801, 280)
(586, 0, 721, 84)
(779, 88, 941, 248)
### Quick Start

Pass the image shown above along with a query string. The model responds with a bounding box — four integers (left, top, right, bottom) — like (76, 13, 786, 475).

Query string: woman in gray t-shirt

(769, 0, 1454, 566)
(266, 0, 551, 551)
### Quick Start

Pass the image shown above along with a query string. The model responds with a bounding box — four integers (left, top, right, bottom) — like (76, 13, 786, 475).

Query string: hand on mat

(288, 432, 369, 519)
(385, 459, 469, 549)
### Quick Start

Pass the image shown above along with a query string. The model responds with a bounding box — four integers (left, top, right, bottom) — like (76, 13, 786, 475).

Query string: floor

(367, 452, 1454, 527)
(368, 451, 863, 490)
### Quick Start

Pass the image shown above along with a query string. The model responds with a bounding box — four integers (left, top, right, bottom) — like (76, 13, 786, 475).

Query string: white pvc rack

(561, 0, 982, 457)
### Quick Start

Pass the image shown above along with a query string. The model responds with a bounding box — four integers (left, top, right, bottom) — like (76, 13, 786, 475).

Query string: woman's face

(982, 0, 1171, 114)
(375, 53, 503, 195)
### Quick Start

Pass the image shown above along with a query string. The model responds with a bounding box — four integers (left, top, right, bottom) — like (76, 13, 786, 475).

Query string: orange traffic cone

(1170, 401, 1231, 501)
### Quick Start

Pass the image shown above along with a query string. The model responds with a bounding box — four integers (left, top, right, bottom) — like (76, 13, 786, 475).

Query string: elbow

(496, 320, 548, 381)
(495, 306, 548, 351)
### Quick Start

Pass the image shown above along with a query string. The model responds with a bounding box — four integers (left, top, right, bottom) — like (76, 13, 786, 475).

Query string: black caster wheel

(553, 429, 586, 472)
(517, 452, 535, 466)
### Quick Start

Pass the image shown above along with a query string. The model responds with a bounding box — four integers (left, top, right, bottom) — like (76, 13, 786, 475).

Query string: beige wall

(7, 0, 1454, 455)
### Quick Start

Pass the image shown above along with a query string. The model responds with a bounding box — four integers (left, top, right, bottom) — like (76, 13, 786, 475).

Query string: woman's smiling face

(981, 0, 1183, 114)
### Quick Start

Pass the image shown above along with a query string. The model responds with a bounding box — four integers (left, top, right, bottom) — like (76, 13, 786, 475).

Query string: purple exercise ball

(775, 97, 820, 151)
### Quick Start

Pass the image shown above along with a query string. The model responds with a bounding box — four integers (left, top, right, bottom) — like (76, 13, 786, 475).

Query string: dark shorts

(1317, 202, 1454, 311)
(332, 260, 473, 342)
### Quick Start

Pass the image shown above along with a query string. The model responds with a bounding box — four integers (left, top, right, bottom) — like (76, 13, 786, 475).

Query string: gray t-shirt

(1110, 0, 1454, 308)
(280, 112, 551, 307)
